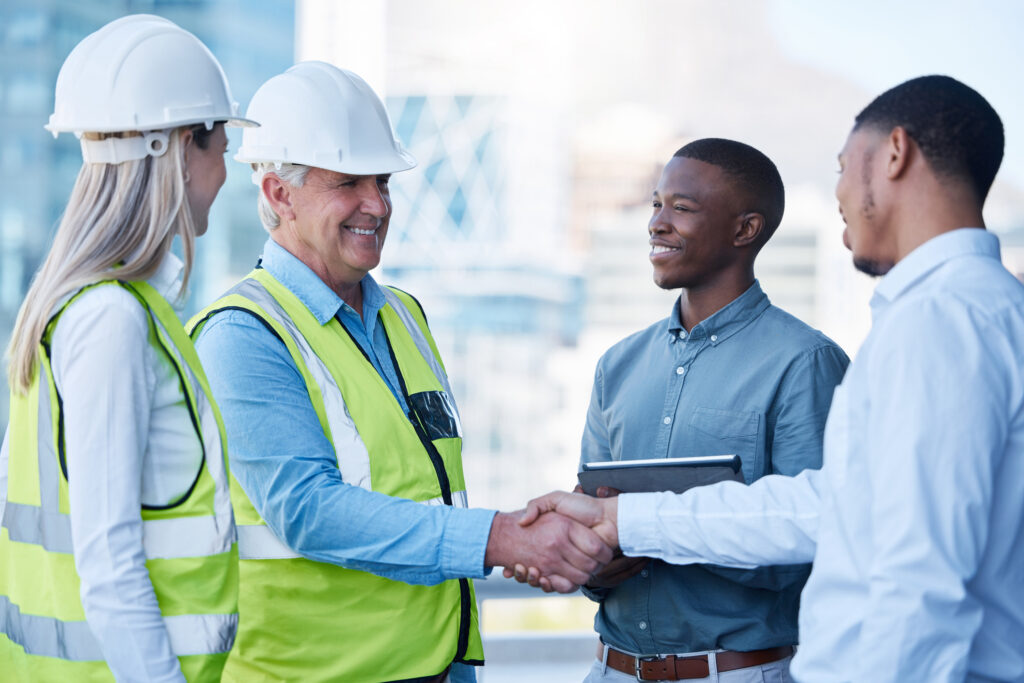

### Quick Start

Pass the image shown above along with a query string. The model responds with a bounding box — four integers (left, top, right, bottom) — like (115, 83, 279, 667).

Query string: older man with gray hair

(190, 61, 612, 683)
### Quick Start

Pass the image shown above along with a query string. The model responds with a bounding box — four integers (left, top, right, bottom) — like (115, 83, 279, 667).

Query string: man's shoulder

(598, 317, 670, 367)
(885, 256, 1024, 336)
(755, 304, 846, 358)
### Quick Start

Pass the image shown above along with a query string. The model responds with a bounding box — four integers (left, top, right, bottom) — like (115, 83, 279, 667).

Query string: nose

(649, 206, 669, 236)
(360, 179, 389, 218)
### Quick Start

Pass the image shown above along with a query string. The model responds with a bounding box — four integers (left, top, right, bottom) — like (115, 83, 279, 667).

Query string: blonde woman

(0, 15, 256, 682)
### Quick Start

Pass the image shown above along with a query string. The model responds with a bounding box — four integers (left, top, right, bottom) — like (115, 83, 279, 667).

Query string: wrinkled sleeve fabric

(702, 344, 848, 590)
(53, 288, 184, 683)
(618, 466, 822, 568)
(854, 300, 1000, 680)
(194, 310, 495, 585)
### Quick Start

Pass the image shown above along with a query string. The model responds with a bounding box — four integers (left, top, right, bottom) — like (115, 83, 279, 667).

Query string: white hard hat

(46, 14, 257, 164)
(235, 61, 415, 177)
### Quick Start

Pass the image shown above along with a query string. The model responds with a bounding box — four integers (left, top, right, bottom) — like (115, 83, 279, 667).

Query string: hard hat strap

(80, 130, 171, 164)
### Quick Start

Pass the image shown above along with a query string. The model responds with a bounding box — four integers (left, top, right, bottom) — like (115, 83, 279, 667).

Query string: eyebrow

(653, 191, 700, 203)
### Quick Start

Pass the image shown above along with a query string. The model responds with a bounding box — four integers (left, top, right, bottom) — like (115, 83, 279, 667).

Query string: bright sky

(769, 0, 1024, 187)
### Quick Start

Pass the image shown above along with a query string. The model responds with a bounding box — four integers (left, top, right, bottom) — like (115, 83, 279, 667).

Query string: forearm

(261, 474, 496, 583)
(619, 469, 821, 567)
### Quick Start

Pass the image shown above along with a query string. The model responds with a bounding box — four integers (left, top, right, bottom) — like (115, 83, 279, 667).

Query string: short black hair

(854, 75, 1003, 201)
(674, 138, 785, 243)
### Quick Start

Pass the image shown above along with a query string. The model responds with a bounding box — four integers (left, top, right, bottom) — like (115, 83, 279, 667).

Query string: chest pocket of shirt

(689, 407, 761, 483)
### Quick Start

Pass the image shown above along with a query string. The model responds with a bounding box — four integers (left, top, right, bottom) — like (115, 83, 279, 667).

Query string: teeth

(348, 227, 376, 236)
(651, 245, 679, 254)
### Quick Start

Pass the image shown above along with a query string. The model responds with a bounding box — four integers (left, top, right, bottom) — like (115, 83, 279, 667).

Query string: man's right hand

(581, 486, 649, 588)
(484, 510, 614, 594)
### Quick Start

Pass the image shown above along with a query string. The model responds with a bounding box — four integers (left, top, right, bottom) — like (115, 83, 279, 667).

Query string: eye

(652, 200, 662, 209)
(674, 205, 690, 212)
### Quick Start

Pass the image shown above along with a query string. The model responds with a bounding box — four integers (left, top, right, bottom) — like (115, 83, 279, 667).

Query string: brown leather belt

(601, 643, 794, 681)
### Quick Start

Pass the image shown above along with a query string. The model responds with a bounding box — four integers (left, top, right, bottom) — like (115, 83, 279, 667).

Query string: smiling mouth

(346, 226, 377, 236)
(651, 245, 680, 255)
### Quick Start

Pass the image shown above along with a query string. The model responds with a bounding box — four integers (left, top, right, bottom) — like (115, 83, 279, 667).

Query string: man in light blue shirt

(521, 76, 1024, 682)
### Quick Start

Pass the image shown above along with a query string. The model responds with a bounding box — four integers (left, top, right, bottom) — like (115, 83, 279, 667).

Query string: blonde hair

(253, 162, 310, 232)
(6, 127, 197, 393)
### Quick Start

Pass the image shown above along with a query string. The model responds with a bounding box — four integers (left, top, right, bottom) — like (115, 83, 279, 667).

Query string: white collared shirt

(50, 253, 197, 682)
(619, 229, 1024, 682)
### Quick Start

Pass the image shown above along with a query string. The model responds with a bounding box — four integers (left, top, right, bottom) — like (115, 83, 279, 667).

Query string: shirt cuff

(441, 507, 498, 579)
(619, 492, 670, 558)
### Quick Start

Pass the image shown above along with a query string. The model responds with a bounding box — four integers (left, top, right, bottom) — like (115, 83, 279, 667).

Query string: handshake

(484, 488, 645, 594)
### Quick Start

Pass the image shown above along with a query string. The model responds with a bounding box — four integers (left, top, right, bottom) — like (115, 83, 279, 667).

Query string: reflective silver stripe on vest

(236, 489, 468, 561)
(3, 501, 233, 560)
(236, 524, 300, 560)
(0, 595, 236, 659)
(380, 287, 463, 437)
(37, 368, 61, 516)
(143, 512, 235, 559)
(165, 612, 237, 655)
(150, 314, 236, 548)
(2, 502, 72, 553)
(1, 378, 72, 553)
(0, 595, 103, 660)
(228, 278, 373, 491)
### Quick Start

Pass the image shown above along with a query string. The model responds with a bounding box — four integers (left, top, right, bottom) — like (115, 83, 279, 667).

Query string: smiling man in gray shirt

(580, 139, 849, 682)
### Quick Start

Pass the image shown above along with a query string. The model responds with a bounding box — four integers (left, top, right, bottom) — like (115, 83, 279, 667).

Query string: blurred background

(3, 1, 1023, 678)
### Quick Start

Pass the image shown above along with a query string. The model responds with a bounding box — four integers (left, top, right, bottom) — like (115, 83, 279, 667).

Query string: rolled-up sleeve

(195, 310, 495, 585)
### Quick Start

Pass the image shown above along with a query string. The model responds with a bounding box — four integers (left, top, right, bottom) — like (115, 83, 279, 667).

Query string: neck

(677, 266, 754, 332)
(893, 178, 986, 262)
(270, 232, 365, 319)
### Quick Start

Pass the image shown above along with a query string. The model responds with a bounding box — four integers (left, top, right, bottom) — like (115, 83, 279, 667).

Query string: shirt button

(640, 569, 649, 578)
(663, 416, 672, 425)
(638, 621, 648, 630)
(710, 334, 718, 342)
(676, 366, 685, 375)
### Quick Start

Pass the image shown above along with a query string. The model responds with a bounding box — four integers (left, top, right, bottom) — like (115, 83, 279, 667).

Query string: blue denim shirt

(581, 281, 849, 655)
(195, 239, 493, 682)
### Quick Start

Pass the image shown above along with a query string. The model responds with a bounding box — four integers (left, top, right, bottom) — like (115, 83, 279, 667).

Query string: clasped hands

(487, 487, 645, 594)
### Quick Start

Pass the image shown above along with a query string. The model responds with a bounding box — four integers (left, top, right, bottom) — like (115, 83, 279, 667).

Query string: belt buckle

(635, 654, 674, 681)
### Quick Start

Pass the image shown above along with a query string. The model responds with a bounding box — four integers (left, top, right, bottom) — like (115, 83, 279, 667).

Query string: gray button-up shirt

(581, 280, 849, 654)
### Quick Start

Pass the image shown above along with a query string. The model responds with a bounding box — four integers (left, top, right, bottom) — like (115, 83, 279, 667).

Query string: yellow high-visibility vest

(0, 280, 238, 681)
(189, 268, 483, 682)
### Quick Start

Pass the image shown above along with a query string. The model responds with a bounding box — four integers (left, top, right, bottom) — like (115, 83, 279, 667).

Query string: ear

(180, 128, 195, 165)
(885, 126, 913, 180)
(733, 212, 765, 248)
(262, 172, 297, 222)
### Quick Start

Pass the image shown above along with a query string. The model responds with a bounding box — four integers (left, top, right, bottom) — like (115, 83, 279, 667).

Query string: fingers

(518, 491, 571, 527)
(567, 519, 614, 565)
(595, 486, 622, 498)
(544, 575, 578, 593)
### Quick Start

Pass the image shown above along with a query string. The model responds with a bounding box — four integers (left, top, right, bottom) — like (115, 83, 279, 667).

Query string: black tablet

(577, 455, 743, 495)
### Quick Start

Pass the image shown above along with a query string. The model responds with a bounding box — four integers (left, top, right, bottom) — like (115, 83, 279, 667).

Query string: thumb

(518, 492, 567, 526)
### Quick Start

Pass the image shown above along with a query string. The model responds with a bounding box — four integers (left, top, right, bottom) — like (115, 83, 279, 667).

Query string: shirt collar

(148, 251, 186, 313)
(259, 238, 383, 325)
(667, 279, 770, 345)
(870, 228, 999, 316)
